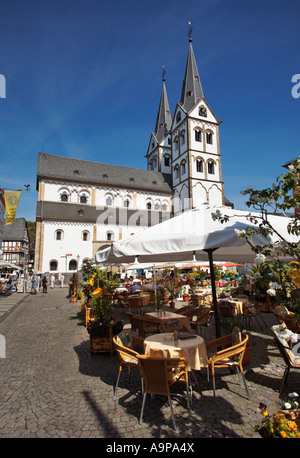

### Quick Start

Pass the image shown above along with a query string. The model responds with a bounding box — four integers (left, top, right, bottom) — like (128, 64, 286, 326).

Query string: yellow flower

(87, 278, 94, 286)
(92, 288, 103, 298)
(280, 431, 287, 438)
(287, 421, 297, 430)
(261, 409, 268, 417)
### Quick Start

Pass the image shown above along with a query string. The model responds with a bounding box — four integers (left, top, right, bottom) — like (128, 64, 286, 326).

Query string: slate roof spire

(154, 67, 172, 143)
(180, 25, 204, 113)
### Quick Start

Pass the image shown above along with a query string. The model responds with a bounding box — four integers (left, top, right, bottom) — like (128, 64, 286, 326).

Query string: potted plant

(255, 401, 300, 438)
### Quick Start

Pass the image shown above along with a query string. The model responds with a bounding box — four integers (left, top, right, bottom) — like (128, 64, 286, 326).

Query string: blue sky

(0, 0, 299, 221)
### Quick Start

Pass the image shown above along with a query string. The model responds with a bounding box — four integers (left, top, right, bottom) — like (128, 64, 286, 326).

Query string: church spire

(180, 24, 204, 113)
(154, 67, 172, 143)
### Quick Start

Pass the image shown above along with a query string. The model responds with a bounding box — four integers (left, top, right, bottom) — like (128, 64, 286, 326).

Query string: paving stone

(0, 288, 299, 439)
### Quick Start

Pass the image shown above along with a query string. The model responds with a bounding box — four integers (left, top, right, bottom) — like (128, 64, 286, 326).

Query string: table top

(146, 311, 185, 320)
(144, 332, 208, 370)
(145, 311, 191, 330)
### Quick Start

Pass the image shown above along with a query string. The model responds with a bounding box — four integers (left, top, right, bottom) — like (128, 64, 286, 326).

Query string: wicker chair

(190, 307, 213, 338)
(159, 318, 189, 334)
(243, 303, 267, 330)
(137, 355, 191, 431)
(206, 328, 249, 401)
(113, 331, 144, 395)
(273, 328, 300, 393)
(137, 315, 160, 338)
(273, 306, 300, 334)
(176, 304, 196, 319)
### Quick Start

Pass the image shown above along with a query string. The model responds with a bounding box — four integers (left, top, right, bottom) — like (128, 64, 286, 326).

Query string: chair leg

(279, 366, 290, 393)
(115, 366, 122, 394)
(239, 368, 250, 398)
(139, 392, 147, 423)
(168, 395, 177, 431)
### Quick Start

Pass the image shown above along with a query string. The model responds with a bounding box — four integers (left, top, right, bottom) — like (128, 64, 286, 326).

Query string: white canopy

(95, 205, 298, 338)
(95, 206, 298, 265)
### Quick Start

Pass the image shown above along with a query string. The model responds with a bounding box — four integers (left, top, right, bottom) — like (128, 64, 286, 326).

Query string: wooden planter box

(89, 324, 114, 355)
(69, 296, 77, 303)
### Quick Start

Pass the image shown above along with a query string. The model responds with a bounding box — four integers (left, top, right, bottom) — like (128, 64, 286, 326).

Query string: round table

(144, 333, 208, 371)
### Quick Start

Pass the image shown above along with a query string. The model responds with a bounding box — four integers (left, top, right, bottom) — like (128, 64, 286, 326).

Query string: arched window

(49, 260, 58, 271)
(82, 231, 90, 241)
(80, 195, 87, 204)
(106, 231, 114, 241)
(206, 131, 213, 145)
(174, 165, 179, 180)
(55, 230, 64, 241)
(195, 129, 202, 142)
(196, 159, 204, 173)
(180, 133, 185, 146)
(161, 201, 168, 211)
(176, 112, 181, 123)
(174, 138, 179, 151)
(123, 198, 130, 208)
(181, 161, 186, 176)
(146, 202, 152, 210)
(69, 259, 77, 271)
(164, 155, 170, 167)
(61, 193, 68, 202)
(208, 160, 215, 174)
(105, 195, 113, 206)
(154, 202, 160, 210)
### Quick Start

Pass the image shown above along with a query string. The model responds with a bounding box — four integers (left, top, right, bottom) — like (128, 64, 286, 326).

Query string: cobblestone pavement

(0, 288, 298, 439)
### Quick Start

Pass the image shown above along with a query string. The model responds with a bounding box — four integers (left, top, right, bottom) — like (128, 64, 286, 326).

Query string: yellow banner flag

(4, 190, 21, 225)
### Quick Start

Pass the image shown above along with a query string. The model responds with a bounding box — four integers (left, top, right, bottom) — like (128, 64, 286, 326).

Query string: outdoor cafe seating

(272, 324, 300, 393)
(113, 331, 144, 395)
(206, 327, 250, 401)
(137, 355, 191, 431)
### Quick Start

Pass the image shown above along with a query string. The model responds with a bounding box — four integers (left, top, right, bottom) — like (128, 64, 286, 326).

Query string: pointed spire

(154, 67, 172, 143)
(180, 24, 204, 112)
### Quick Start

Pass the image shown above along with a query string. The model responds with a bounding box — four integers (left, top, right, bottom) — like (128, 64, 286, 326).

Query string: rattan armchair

(137, 355, 191, 431)
(190, 307, 213, 338)
(113, 331, 144, 395)
(206, 329, 249, 401)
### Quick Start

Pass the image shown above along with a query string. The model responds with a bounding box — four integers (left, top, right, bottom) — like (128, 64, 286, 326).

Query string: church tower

(170, 31, 225, 214)
(146, 68, 172, 178)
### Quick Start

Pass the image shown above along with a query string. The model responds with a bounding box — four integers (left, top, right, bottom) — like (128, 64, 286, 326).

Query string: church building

(34, 35, 231, 276)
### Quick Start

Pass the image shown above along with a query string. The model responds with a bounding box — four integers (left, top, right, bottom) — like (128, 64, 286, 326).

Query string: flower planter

(169, 301, 175, 308)
(69, 296, 77, 303)
(163, 296, 170, 304)
(182, 294, 189, 302)
(89, 322, 123, 354)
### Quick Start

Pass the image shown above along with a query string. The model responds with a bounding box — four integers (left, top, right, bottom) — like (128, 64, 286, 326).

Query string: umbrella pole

(206, 249, 221, 339)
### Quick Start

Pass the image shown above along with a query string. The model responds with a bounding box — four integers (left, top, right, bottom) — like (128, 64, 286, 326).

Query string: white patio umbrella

(95, 205, 298, 337)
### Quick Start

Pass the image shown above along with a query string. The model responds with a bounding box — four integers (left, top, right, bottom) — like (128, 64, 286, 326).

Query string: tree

(219, 157, 300, 319)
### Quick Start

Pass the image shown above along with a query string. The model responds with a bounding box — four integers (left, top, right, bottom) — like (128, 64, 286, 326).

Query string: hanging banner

(4, 190, 21, 225)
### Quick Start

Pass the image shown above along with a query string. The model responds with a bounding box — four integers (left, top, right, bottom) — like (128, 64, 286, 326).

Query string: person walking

(61, 273, 64, 288)
(50, 274, 55, 288)
(42, 276, 48, 293)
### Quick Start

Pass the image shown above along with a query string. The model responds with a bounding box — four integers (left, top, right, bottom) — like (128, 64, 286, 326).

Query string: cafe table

(145, 310, 191, 331)
(144, 332, 208, 371)
(218, 298, 245, 315)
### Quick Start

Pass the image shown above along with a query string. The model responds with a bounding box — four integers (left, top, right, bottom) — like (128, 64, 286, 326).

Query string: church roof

(153, 77, 172, 143)
(37, 152, 173, 194)
(180, 38, 204, 113)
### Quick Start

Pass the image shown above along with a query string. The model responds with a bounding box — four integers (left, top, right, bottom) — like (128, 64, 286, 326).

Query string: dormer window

(176, 112, 181, 123)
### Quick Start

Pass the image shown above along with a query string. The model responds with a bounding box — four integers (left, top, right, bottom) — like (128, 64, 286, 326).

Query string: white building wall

(42, 221, 93, 273)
